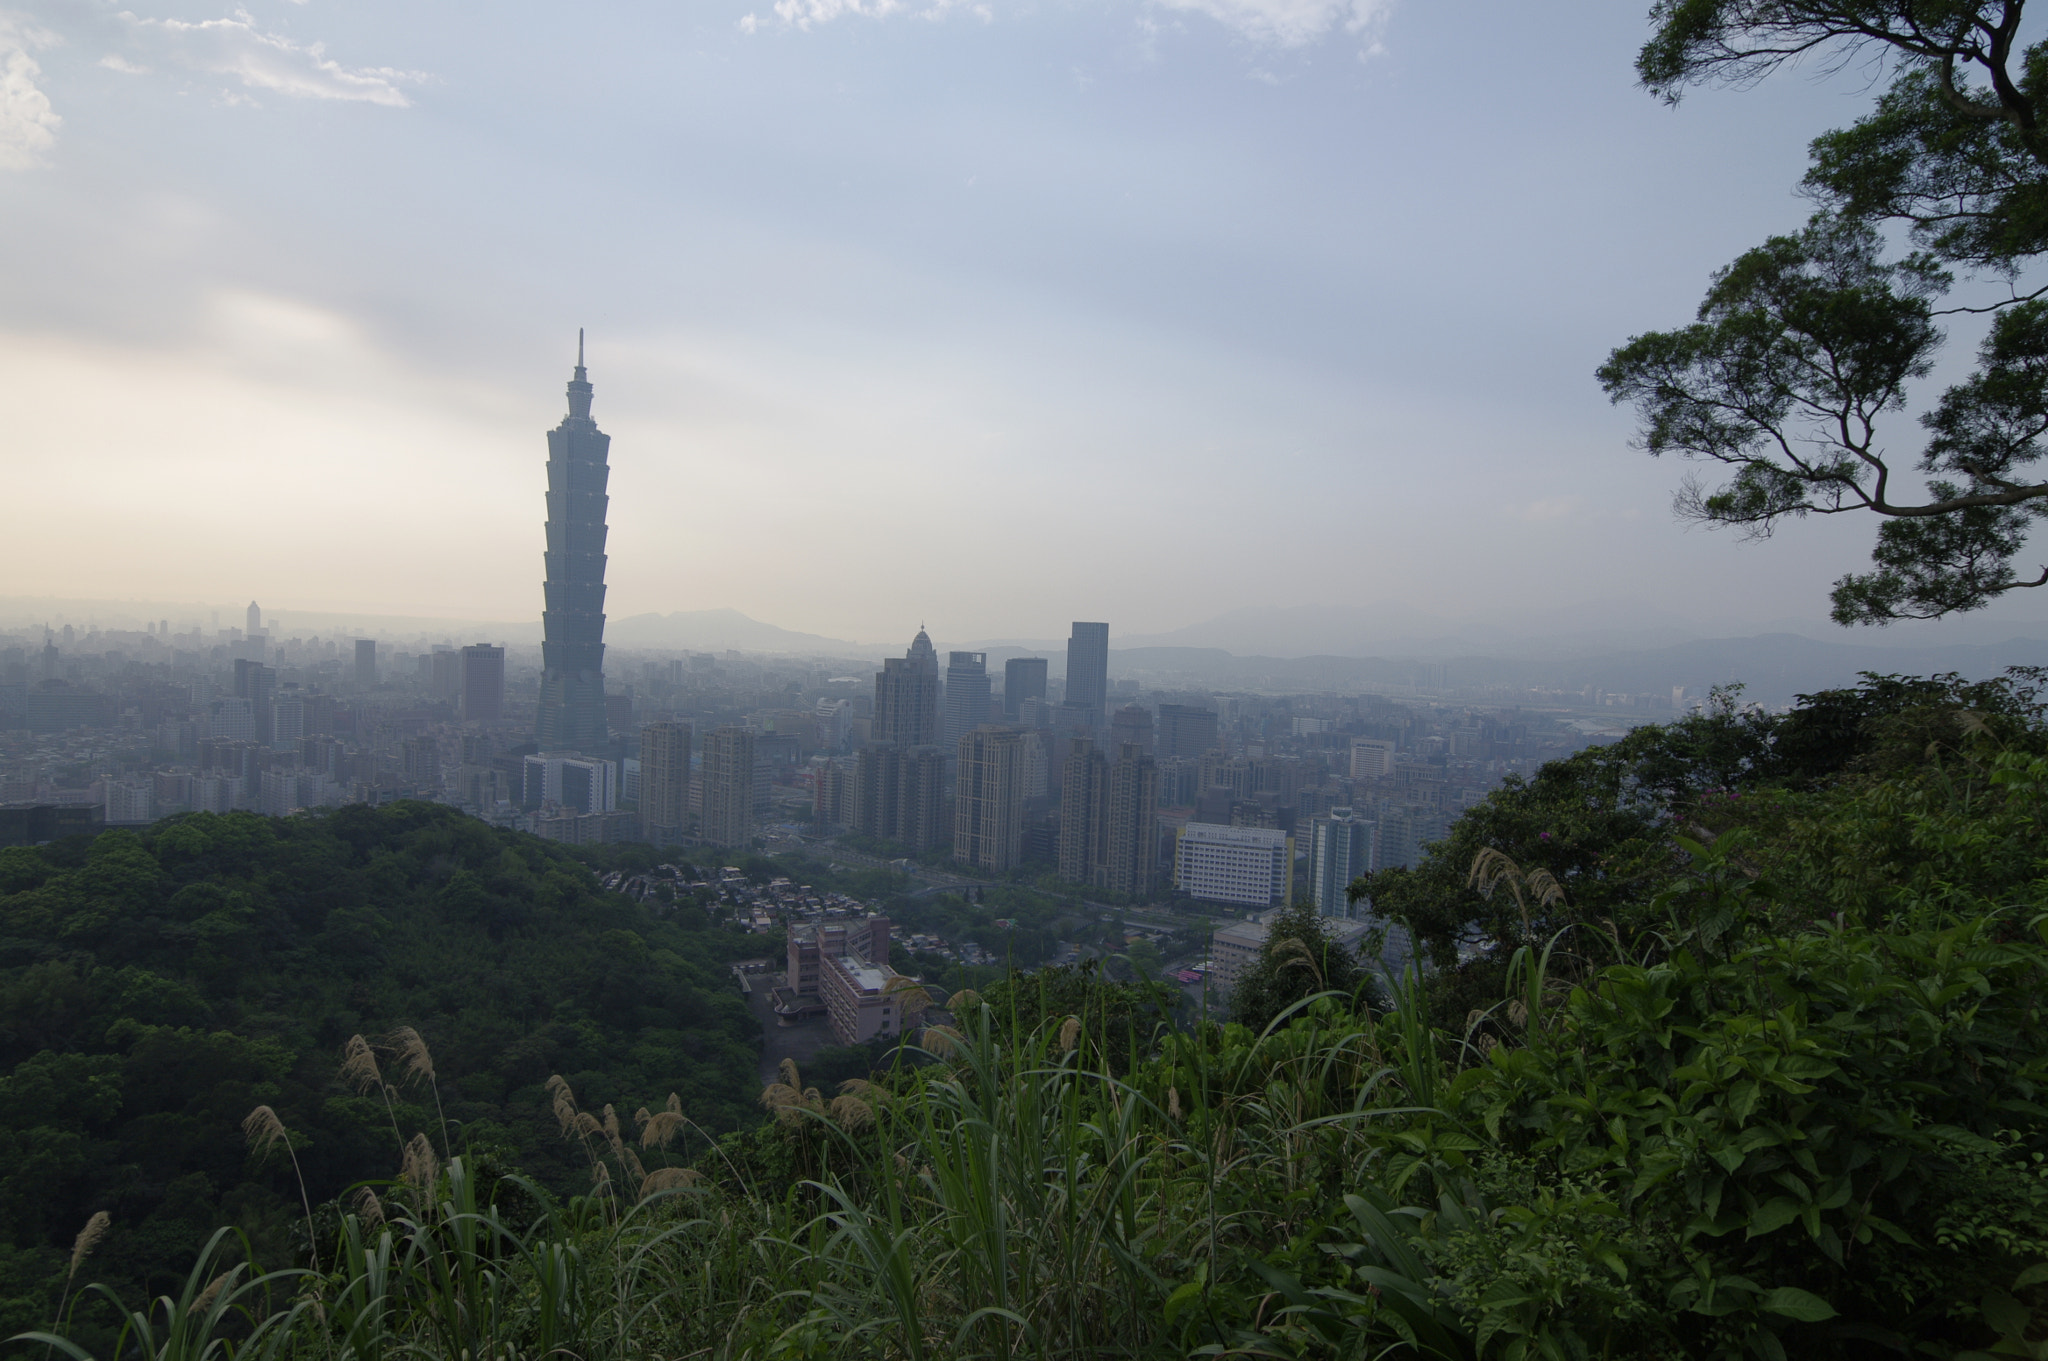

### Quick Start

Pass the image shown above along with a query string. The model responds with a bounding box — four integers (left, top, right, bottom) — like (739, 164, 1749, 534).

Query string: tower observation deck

(536, 331, 610, 754)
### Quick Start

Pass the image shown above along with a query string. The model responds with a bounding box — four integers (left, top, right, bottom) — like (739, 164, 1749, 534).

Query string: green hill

(0, 801, 762, 1330)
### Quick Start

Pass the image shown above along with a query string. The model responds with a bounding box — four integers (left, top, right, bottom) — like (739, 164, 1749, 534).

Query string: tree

(1228, 902, 1372, 1032)
(1601, 0, 2048, 623)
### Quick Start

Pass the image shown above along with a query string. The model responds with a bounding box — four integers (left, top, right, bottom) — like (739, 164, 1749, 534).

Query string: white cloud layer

(744, 0, 1391, 47)
(0, 14, 61, 171)
(122, 10, 425, 107)
(1150, 0, 1391, 47)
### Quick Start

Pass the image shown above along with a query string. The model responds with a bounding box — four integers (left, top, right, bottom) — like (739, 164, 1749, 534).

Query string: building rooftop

(840, 958, 890, 993)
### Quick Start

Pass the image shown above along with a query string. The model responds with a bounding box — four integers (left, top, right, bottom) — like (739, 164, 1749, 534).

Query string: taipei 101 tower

(536, 331, 611, 754)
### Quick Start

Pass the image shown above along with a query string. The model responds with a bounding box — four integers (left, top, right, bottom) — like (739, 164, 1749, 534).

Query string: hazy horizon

(10, 1, 2048, 645)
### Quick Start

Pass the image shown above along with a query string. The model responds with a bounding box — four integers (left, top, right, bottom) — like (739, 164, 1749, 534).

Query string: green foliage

(1228, 900, 1374, 1033)
(0, 801, 762, 1333)
(27, 671, 2048, 1360)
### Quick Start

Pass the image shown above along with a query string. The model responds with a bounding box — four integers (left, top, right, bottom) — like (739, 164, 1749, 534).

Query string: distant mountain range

(606, 608, 865, 654)
(1100, 634, 2048, 707)
(10, 595, 2047, 707)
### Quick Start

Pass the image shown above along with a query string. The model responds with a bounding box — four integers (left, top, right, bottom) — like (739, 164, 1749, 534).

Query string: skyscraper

(1110, 703, 1154, 755)
(1100, 742, 1160, 897)
(701, 726, 756, 849)
(1308, 809, 1376, 917)
(1003, 656, 1047, 720)
(942, 651, 990, 750)
(873, 629, 940, 747)
(639, 720, 691, 844)
(1157, 703, 1219, 760)
(460, 644, 506, 722)
(246, 601, 261, 635)
(354, 639, 378, 690)
(955, 726, 1028, 873)
(233, 659, 276, 747)
(855, 743, 947, 851)
(1065, 622, 1109, 723)
(1058, 736, 1107, 885)
(536, 332, 611, 755)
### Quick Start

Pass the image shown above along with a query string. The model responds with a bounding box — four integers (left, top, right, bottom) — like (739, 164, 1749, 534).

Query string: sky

(6, 0, 2048, 648)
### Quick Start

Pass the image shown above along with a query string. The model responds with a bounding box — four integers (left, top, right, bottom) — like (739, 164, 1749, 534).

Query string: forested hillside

(0, 802, 762, 1333)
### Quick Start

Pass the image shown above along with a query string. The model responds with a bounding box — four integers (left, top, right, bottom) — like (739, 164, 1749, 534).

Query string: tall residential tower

(536, 332, 611, 754)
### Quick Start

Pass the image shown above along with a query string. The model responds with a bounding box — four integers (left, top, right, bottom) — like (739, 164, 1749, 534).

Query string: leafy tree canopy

(1605, 0, 2048, 622)
(0, 802, 763, 1334)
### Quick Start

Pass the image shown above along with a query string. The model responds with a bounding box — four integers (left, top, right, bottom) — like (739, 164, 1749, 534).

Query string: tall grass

(16, 987, 1463, 1360)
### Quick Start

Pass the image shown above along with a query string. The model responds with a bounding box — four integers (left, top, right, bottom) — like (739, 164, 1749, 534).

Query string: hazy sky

(6, 0, 2047, 645)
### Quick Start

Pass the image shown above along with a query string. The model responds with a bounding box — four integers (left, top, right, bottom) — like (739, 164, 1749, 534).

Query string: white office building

(1174, 822, 1292, 909)
(1349, 739, 1396, 780)
(524, 753, 618, 814)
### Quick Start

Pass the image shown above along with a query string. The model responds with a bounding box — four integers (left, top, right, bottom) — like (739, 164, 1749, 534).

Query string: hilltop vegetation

(8, 669, 2047, 1361)
(0, 802, 763, 1334)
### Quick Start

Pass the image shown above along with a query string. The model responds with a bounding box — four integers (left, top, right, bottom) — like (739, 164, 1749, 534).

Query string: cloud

(1148, 0, 1391, 47)
(98, 54, 148, 74)
(122, 10, 426, 107)
(741, 0, 1394, 47)
(0, 14, 61, 171)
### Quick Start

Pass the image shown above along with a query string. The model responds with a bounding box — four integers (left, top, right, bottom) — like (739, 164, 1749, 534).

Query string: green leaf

(1748, 1197, 1802, 1238)
(1981, 1289, 2029, 1337)
(1759, 1287, 1836, 1322)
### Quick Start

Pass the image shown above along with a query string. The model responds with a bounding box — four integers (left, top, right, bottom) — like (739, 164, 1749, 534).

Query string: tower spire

(566, 329, 593, 419)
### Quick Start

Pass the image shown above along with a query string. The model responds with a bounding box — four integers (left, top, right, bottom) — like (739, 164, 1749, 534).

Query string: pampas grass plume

(67, 1212, 109, 1281)
(340, 1034, 383, 1096)
(387, 1027, 435, 1084)
(640, 1110, 684, 1149)
(400, 1133, 439, 1195)
(242, 1105, 289, 1161)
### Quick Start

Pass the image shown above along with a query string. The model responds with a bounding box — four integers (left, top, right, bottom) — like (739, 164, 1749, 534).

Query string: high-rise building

(1157, 703, 1220, 760)
(942, 651, 990, 750)
(1058, 737, 1108, 885)
(1065, 622, 1109, 722)
(1003, 657, 1048, 720)
(460, 645, 506, 722)
(233, 659, 276, 746)
(1349, 739, 1397, 780)
(404, 735, 442, 790)
(1110, 703, 1154, 756)
(854, 744, 947, 851)
(354, 639, 378, 690)
(1100, 742, 1160, 897)
(1174, 822, 1293, 909)
(955, 726, 1028, 872)
(536, 333, 612, 755)
(701, 726, 756, 849)
(639, 720, 691, 844)
(430, 648, 462, 703)
(873, 629, 940, 747)
(246, 601, 261, 635)
(1308, 809, 1377, 917)
(522, 752, 615, 812)
(270, 691, 306, 752)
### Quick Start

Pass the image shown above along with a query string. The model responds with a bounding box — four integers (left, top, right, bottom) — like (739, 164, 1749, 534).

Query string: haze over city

(11, 0, 2048, 648)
